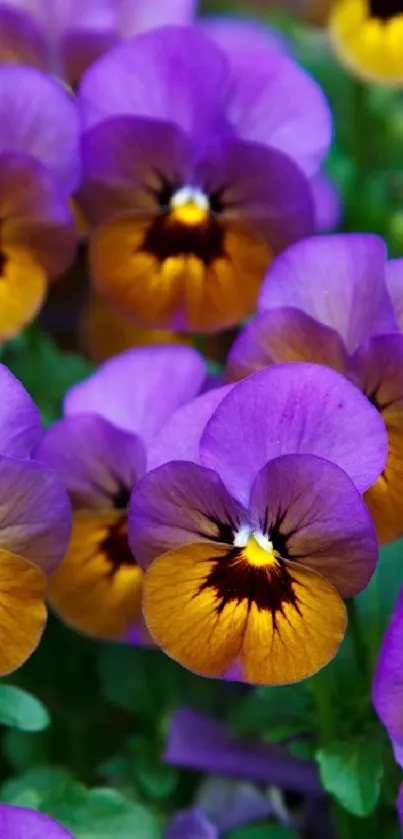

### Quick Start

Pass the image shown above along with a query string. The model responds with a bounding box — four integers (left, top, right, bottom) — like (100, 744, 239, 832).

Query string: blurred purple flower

(227, 233, 403, 546)
(36, 345, 207, 642)
(128, 363, 383, 685)
(0, 0, 197, 86)
(164, 807, 217, 839)
(0, 804, 74, 838)
(76, 25, 330, 331)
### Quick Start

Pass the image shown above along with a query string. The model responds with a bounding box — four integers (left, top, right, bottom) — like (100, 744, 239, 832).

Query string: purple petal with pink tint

(165, 708, 322, 795)
(118, 0, 197, 36)
(205, 24, 331, 176)
(310, 172, 342, 231)
(129, 460, 247, 570)
(373, 586, 403, 766)
(78, 26, 230, 138)
(0, 64, 80, 194)
(164, 808, 217, 839)
(80, 115, 191, 225)
(147, 385, 234, 471)
(35, 413, 146, 509)
(0, 454, 72, 575)
(0, 363, 42, 458)
(200, 363, 387, 504)
(226, 307, 348, 382)
(259, 234, 397, 353)
(385, 258, 403, 332)
(0, 805, 74, 839)
(64, 345, 206, 443)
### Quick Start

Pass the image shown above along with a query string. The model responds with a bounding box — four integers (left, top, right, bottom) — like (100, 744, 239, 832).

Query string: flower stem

(347, 597, 369, 686)
(351, 79, 371, 187)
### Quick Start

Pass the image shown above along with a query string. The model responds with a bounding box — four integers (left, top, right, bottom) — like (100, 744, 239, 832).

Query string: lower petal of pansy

(143, 542, 347, 685)
(349, 335, 403, 544)
(49, 510, 143, 640)
(226, 307, 348, 382)
(90, 213, 271, 333)
(0, 549, 47, 675)
(0, 243, 46, 340)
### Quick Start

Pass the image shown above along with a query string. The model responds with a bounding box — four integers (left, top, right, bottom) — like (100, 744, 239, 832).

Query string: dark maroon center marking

(101, 516, 137, 573)
(142, 213, 225, 267)
(369, 0, 403, 19)
(198, 548, 301, 628)
(112, 484, 131, 510)
(0, 249, 8, 276)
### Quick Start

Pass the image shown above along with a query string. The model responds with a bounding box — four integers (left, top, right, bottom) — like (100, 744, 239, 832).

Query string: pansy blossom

(36, 346, 207, 641)
(77, 26, 330, 331)
(330, 0, 403, 87)
(228, 234, 403, 545)
(129, 364, 384, 685)
(0, 364, 71, 674)
(0, 804, 74, 838)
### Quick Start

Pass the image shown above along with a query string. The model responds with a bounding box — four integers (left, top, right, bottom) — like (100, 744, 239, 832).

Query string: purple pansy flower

(76, 25, 329, 331)
(0, 364, 71, 675)
(0, 64, 79, 338)
(128, 363, 384, 685)
(227, 233, 403, 545)
(0, 0, 197, 86)
(36, 345, 207, 642)
(0, 804, 75, 838)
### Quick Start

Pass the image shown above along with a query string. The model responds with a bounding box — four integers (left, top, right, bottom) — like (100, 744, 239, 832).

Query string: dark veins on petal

(198, 548, 301, 629)
(369, 0, 403, 19)
(142, 213, 225, 267)
(101, 515, 137, 573)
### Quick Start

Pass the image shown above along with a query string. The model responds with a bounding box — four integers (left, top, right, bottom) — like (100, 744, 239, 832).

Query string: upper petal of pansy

(249, 454, 378, 598)
(147, 385, 234, 471)
(118, 0, 197, 36)
(204, 21, 331, 176)
(129, 460, 247, 570)
(385, 258, 403, 333)
(259, 234, 397, 353)
(0, 363, 42, 458)
(0, 804, 74, 839)
(196, 135, 314, 251)
(349, 334, 403, 545)
(373, 586, 403, 763)
(65, 345, 206, 442)
(200, 363, 388, 504)
(165, 808, 217, 839)
(36, 413, 146, 509)
(0, 65, 80, 194)
(78, 26, 230, 136)
(226, 308, 348, 382)
(0, 4, 48, 69)
(79, 115, 192, 226)
(0, 454, 72, 574)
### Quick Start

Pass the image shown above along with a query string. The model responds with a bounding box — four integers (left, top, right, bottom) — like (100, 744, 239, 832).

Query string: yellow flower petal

(330, 0, 403, 86)
(0, 549, 47, 675)
(0, 244, 46, 340)
(49, 511, 144, 640)
(143, 543, 347, 686)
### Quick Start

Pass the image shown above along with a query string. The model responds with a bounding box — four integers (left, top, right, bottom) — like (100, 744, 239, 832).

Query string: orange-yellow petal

(49, 510, 144, 640)
(80, 289, 189, 363)
(330, 0, 403, 86)
(365, 422, 403, 544)
(90, 214, 271, 333)
(0, 549, 47, 675)
(0, 244, 46, 340)
(143, 543, 347, 686)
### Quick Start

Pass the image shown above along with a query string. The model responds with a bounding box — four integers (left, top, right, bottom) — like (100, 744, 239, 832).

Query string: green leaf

(317, 736, 384, 817)
(228, 684, 311, 736)
(228, 826, 297, 839)
(0, 766, 76, 805)
(0, 686, 50, 732)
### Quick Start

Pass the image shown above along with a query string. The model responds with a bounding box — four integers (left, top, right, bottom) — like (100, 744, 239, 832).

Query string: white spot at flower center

(170, 186, 209, 212)
(233, 526, 274, 553)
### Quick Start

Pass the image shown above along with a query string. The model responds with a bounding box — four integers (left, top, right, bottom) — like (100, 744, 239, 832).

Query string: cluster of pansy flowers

(0, 0, 403, 834)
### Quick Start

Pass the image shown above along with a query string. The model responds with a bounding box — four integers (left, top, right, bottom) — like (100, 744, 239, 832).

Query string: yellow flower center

(170, 186, 210, 226)
(234, 526, 278, 567)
